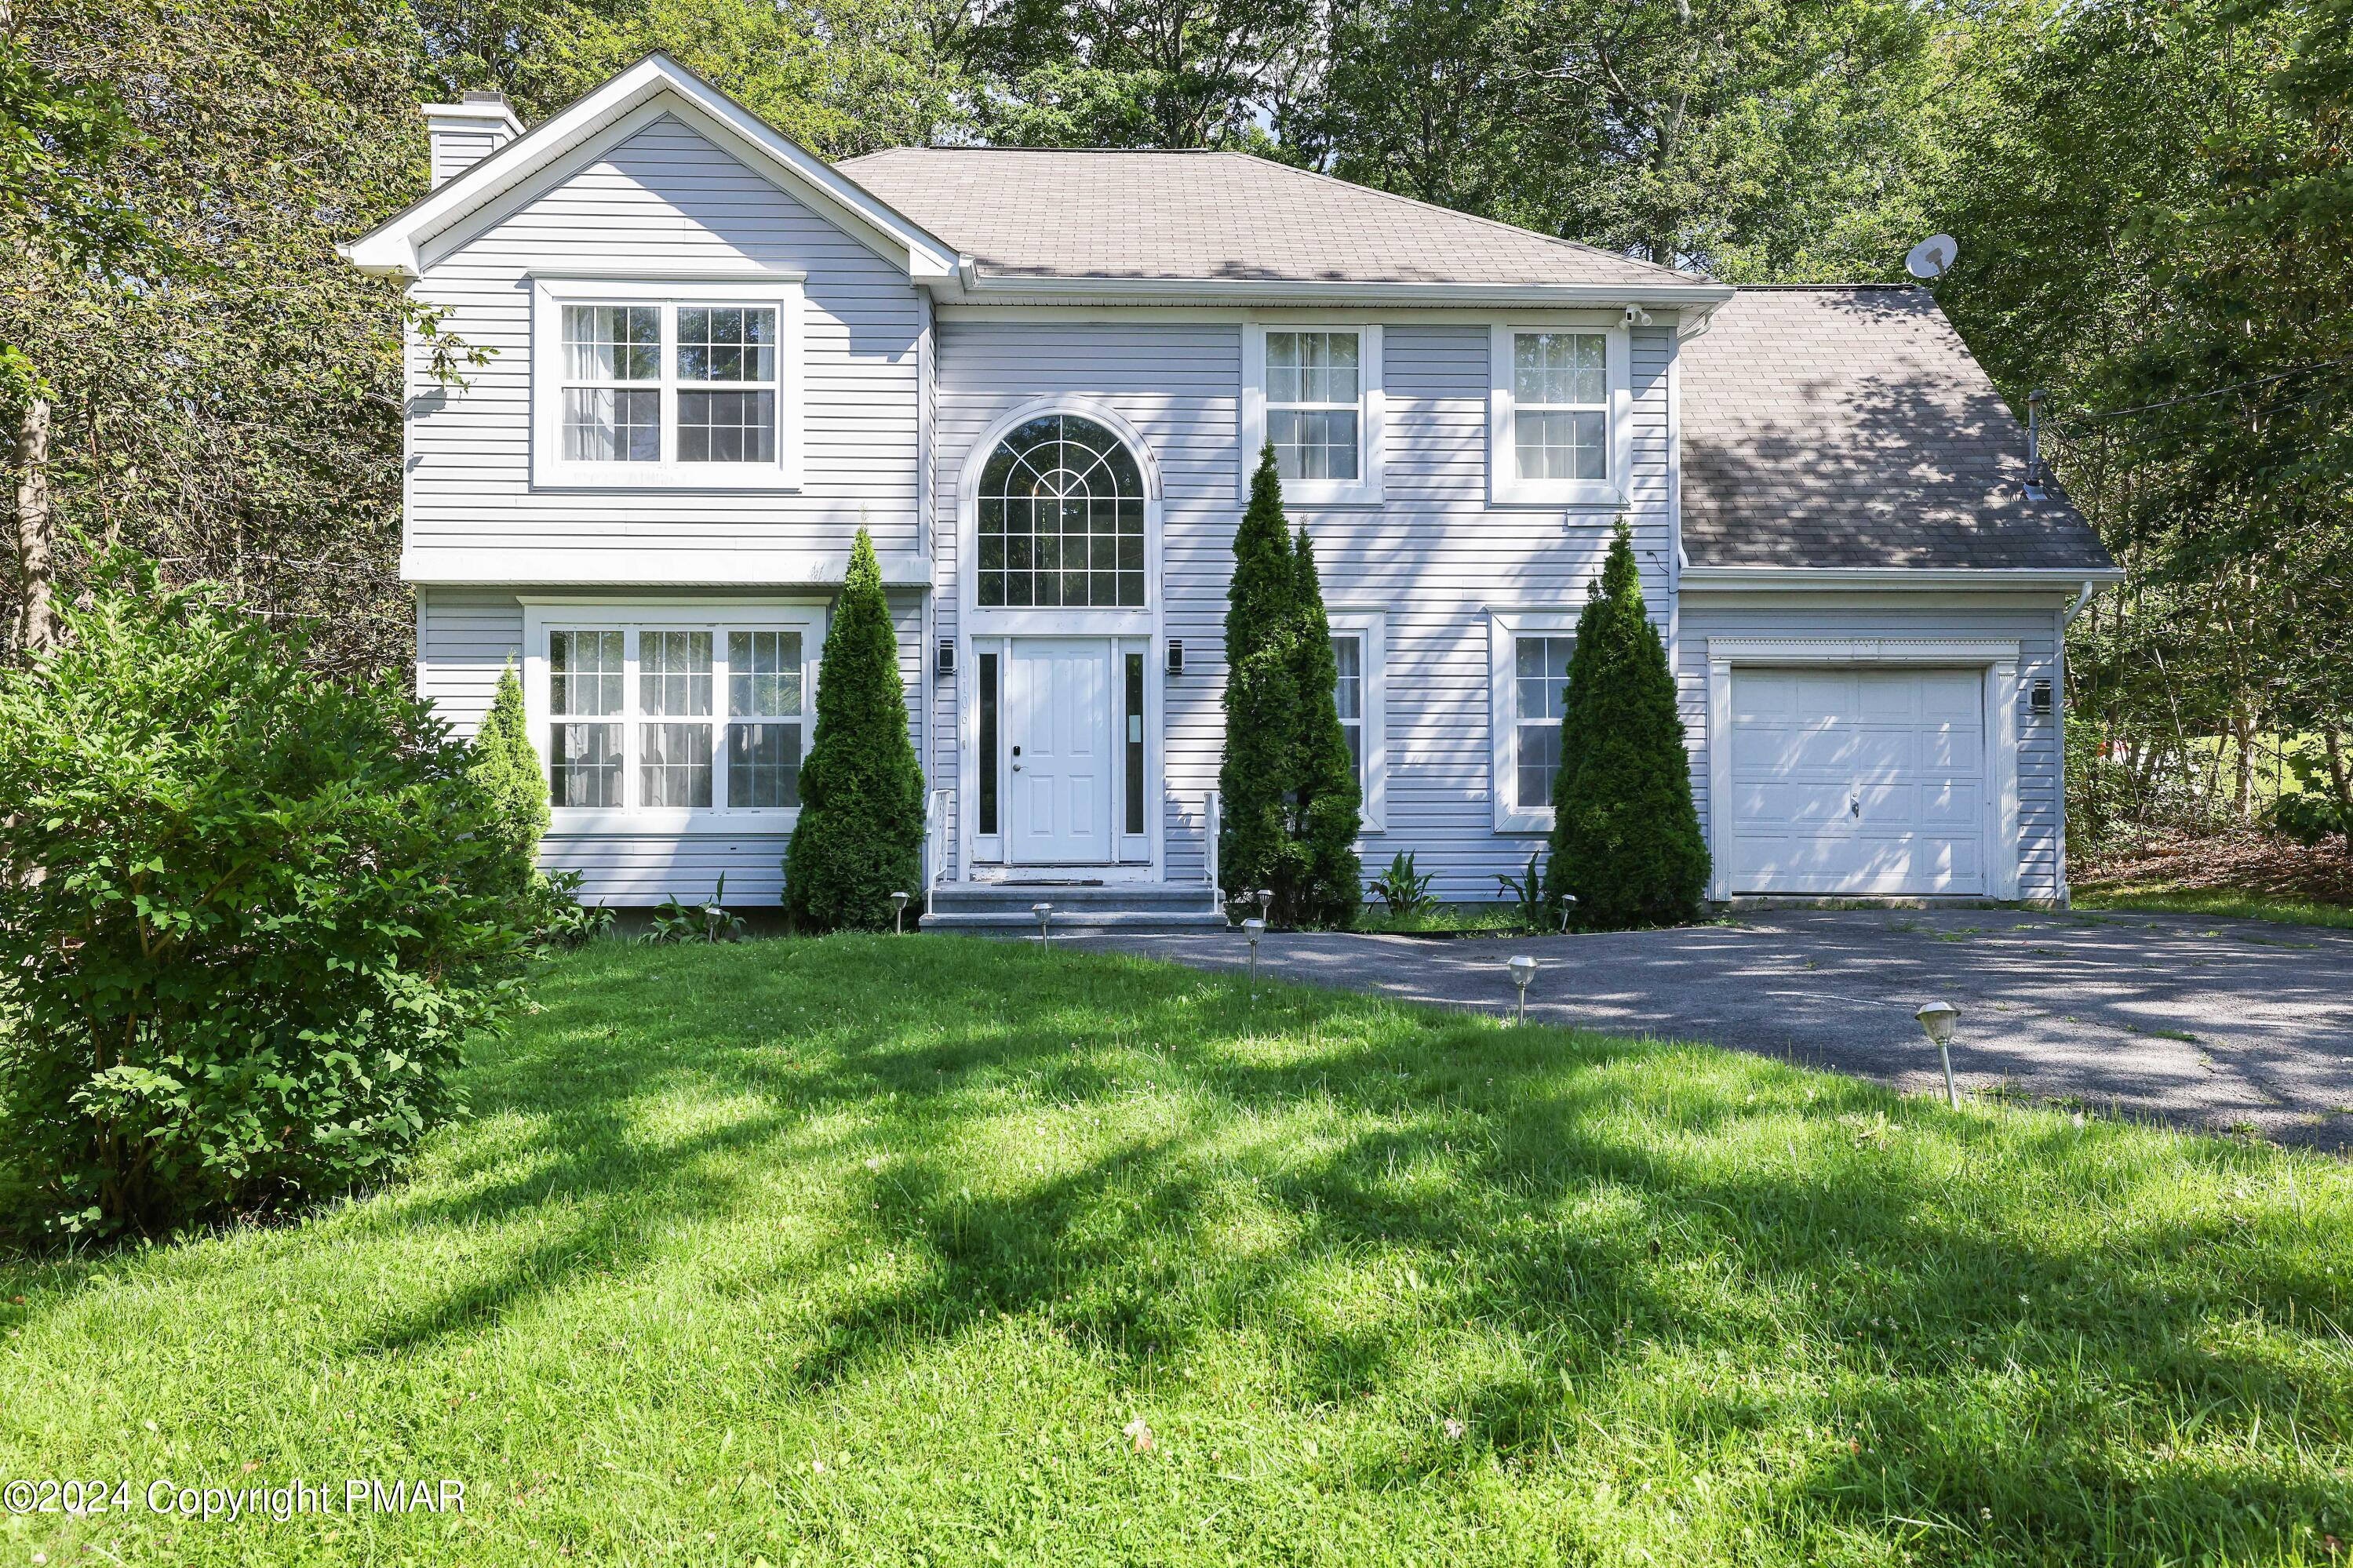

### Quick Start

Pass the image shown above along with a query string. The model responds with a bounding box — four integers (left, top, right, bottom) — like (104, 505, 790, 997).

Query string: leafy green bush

(642, 877, 747, 944)
(529, 869, 613, 952)
(469, 662, 548, 890)
(1543, 522, 1710, 929)
(1370, 851, 1435, 915)
(1495, 851, 1553, 932)
(0, 565, 527, 1240)
(784, 530, 926, 931)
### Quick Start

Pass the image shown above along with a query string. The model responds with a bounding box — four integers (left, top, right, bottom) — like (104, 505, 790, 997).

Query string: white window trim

(1240, 322, 1385, 507)
(1488, 322, 1630, 508)
(530, 275, 805, 492)
(1488, 607, 1584, 834)
(520, 600, 827, 835)
(1326, 608, 1387, 833)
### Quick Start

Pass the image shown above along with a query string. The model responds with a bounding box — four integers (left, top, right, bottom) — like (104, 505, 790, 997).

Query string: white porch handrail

(924, 787, 950, 917)
(1203, 789, 1222, 911)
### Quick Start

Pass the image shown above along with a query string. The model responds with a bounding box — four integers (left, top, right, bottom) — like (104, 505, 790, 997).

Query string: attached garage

(1726, 666, 1988, 895)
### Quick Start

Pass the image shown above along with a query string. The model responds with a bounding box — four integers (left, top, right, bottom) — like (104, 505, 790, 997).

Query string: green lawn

(5, 938, 2351, 1566)
(2074, 884, 2353, 930)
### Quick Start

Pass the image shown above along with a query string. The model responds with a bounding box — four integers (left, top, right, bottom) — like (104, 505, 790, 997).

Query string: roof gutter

(940, 272, 1736, 311)
(1681, 565, 2127, 591)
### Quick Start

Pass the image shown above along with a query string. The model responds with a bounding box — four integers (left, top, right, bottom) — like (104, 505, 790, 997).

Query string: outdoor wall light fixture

(1507, 955, 1539, 1022)
(891, 891, 910, 934)
(1914, 1000, 1961, 1109)
(1033, 902, 1054, 944)
(1166, 640, 1184, 677)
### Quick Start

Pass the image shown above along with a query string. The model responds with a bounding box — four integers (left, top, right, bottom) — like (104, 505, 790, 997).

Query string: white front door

(1728, 666, 1987, 895)
(1006, 640, 1114, 864)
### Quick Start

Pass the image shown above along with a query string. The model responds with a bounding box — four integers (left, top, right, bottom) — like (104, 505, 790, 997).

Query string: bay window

(529, 606, 824, 828)
(532, 278, 802, 489)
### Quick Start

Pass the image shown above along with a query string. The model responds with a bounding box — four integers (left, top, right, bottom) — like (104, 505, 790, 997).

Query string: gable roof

(1678, 286, 2117, 576)
(341, 55, 957, 281)
(840, 147, 1729, 305)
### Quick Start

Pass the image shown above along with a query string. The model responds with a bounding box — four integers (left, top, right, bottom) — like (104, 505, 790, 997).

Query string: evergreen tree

(1290, 526, 1362, 926)
(1218, 442, 1305, 913)
(1543, 522, 1710, 928)
(468, 661, 548, 891)
(784, 529, 926, 930)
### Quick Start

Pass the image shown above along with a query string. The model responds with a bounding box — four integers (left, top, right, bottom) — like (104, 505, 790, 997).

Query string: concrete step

(925, 880, 1228, 933)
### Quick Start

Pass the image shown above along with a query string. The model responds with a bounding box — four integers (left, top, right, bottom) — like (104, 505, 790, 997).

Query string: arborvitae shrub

(784, 529, 926, 931)
(1218, 442, 1306, 913)
(1543, 521, 1710, 929)
(468, 661, 548, 892)
(1291, 526, 1362, 926)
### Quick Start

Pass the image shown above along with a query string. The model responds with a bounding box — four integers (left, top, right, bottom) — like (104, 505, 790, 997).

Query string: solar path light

(1241, 917, 1266, 1027)
(1914, 1001, 1961, 1109)
(891, 891, 909, 934)
(1033, 902, 1054, 944)
(1507, 955, 1538, 1023)
(1558, 893, 1578, 933)
(1255, 887, 1274, 924)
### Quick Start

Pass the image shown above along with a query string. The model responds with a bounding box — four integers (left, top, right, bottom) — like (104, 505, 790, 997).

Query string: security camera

(1623, 305, 1653, 327)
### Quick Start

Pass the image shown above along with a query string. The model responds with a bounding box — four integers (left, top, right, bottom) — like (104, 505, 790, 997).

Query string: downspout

(2063, 579, 2096, 627)
(2055, 578, 2096, 908)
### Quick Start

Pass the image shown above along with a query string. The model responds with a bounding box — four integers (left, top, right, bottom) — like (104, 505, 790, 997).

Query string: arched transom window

(976, 413, 1146, 608)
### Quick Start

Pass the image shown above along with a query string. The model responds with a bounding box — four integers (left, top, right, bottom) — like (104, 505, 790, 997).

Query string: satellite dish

(1906, 233, 1958, 280)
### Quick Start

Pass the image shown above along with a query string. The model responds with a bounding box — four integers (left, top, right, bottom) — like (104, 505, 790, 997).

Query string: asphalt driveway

(1076, 908, 2353, 1149)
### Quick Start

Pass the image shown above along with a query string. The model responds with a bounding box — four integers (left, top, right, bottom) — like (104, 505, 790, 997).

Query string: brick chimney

(422, 90, 523, 187)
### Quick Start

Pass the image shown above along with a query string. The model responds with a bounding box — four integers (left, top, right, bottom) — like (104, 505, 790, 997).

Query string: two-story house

(343, 56, 2119, 926)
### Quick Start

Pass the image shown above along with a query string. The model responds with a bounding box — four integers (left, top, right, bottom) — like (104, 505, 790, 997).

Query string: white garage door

(1728, 667, 1987, 895)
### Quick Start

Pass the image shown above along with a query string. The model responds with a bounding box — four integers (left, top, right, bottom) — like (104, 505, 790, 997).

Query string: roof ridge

(1211, 151, 1714, 287)
(1733, 281, 1918, 291)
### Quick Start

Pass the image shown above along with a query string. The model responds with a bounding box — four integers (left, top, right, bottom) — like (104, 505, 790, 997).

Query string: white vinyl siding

(406, 114, 921, 583)
(937, 318, 1676, 896)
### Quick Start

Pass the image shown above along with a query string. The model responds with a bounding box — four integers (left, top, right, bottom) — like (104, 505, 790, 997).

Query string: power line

(2064, 358, 2353, 422)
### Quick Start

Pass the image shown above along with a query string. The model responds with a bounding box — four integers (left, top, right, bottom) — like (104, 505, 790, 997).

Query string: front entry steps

(925, 879, 1228, 934)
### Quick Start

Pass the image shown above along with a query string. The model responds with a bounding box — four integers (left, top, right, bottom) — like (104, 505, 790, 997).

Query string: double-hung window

(1325, 609, 1387, 831)
(1487, 609, 1581, 832)
(1243, 324, 1383, 505)
(533, 278, 802, 489)
(1489, 323, 1628, 506)
(533, 607, 823, 829)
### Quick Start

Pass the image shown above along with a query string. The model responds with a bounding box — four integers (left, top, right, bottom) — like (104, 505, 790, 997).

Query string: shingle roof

(838, 147, 1710, 290)
(1680, 286, 2114, 572)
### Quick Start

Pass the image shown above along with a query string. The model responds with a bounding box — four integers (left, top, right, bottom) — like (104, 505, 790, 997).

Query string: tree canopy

(2, 0, 2340, 852)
